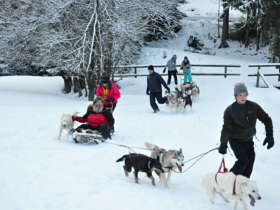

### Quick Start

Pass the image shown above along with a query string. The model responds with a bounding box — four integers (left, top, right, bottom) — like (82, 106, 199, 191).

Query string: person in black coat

(218, 83, 274, 178)
(146, 65, 170, 113)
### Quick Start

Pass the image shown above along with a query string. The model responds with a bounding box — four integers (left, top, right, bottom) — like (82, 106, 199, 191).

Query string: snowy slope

(1, 1, 280, 210)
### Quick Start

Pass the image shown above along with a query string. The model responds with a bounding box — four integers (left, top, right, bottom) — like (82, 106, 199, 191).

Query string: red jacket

(72, 113, 108, 129)
(95, 82, 120, 106)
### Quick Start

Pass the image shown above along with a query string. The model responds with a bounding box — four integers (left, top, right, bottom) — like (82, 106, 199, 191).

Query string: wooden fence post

(224, 66, 228, 78)
(277, 66, 280, 81)
(256, 66, 260, 87)
(134, 67, 137, 78)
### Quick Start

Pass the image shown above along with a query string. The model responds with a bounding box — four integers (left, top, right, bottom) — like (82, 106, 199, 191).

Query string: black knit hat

(101, 76, 110, 83)
(148, 65, 154, 71)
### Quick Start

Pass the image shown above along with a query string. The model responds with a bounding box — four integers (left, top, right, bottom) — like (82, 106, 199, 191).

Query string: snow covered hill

(1, 1, 280, 210)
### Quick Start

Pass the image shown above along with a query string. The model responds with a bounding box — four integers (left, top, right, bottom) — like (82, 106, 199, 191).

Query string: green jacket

(220, 100, 273, 143)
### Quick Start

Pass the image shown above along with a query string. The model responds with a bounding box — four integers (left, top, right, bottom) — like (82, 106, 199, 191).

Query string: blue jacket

(147, 72, 169, 93)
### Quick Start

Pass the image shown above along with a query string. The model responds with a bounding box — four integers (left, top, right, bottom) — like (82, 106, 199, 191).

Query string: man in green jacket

(218, 83, 274, 178)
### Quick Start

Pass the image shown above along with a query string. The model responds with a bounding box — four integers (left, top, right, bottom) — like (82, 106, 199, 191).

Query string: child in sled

(71, 97, 115, 140)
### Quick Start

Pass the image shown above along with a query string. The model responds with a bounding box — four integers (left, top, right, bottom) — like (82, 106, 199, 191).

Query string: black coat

(147, 72, 168, 93)
(220, 100, 273, 143)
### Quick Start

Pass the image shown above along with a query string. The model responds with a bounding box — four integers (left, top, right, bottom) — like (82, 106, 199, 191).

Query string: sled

(183, 47, 215, 55)
(72, 130, 105, 144)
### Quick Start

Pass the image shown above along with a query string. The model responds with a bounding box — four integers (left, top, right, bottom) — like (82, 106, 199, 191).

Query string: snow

(1, 1, 280, 210)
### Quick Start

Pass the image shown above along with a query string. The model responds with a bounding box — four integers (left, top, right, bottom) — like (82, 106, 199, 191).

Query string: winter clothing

(229, 140, 255, 178)
(147, 72, 169, 93)
(147, 70, 169, 112)
(220, 100, 273, 143)
(181, 57, 192, 83)
(234, 82, 248, 96)
(72, 108, 114, 139)
(263, 136, 274, 149)
(218, 143, 227, 155)
(149, 92, 168, 112)
(95, 81, 120, 107)
(163, 55, 177, 85)
(219, 99, 274, 178)
(148, 65, 154, 71)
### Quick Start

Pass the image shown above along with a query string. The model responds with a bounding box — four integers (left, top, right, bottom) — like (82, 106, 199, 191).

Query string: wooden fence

(113, 64, 241, 78)
(248, 64, 280, 87)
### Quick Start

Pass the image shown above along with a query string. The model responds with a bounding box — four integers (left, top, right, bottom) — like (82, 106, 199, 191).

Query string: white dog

(57, 112, 78, 140)
(145, 142, 184, 187)
(202, 172, 261, 210)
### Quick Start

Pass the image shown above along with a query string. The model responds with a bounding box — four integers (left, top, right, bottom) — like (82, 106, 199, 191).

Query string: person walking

(146, 65, 170, 113)
(180, 56, 192, 83)
(163, 54, 178, 85)
(218, 83, 274, 178)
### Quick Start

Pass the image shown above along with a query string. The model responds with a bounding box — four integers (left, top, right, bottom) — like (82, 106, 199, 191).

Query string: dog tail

(116, 155, 126, 162)
(145, 142, 157, 151)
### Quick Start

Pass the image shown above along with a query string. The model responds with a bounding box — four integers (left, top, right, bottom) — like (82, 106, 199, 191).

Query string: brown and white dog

(145, 142, 184, 187)
(57, 112, 78, 140)
(202, 172, 261, 210)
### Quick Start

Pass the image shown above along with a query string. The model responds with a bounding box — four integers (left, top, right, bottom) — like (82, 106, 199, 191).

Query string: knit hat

(101, 76, 110, 83)
(148, 65, 154, 71)
(234, 83, 248, 96)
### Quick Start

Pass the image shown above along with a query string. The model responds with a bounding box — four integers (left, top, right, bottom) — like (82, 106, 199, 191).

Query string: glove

(263, 136, 274, 149)
(146, 90, 150, 95)
(106, 98, 115, 103)
(163, 68, 166, 73)
(72, 116, 78, 121)
(166, 87, 170, 93)
(218, 143, 227, 155)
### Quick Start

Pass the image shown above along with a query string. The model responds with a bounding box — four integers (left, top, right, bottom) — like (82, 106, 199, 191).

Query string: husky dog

(116, 153, 164, 186)
(145, 142, 184, 187)
(166, 88, 190, 112)
(57, 112, 78, 140)
(190, 82, 200, 102)
(202, 172, 261, 210)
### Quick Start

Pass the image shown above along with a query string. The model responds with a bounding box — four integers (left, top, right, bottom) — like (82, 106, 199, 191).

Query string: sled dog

(116, 153, 163, 186)
(57, 112, 78, 140)
(202, 172, 261, 210)
(166, 88, 190, 112)
(145, 142, 184, 187)
(190, 82, 200, 101)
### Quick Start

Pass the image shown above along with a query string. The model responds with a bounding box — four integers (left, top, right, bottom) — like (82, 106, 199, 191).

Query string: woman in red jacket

(95, 77, 120, 112)
(72, 97, 114, 139)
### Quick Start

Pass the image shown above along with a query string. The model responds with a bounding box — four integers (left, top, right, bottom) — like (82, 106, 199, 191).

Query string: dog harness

(215, 158, 237, 195)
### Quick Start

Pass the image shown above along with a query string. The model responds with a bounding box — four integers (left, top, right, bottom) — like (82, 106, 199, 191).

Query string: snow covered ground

(1, 1, 280, 210)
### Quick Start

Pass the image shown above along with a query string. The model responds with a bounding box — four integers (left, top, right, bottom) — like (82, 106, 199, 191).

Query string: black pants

(167, 71, 177, 85)
(229, 139, 255, 178)
(150, 92, 167, 112)
(104, 103, 117, 112)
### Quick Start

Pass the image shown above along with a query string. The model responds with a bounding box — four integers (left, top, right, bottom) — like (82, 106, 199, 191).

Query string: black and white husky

(145, 142, 185, 187)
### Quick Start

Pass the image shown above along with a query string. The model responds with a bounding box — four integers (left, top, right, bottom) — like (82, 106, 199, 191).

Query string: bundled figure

(180, 56, 192, 83)
(163, 54, 178, 85)
(95, 76, 120, 112)
(187, 35, 203, 51)
(218, 83, 274, 178)
(146, 65, 170, 113)
(72, 97, 114, 141)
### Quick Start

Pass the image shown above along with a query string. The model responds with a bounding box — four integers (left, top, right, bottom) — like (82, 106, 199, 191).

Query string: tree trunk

(62, 75, 72, 94)
(219, 1, 229, 48)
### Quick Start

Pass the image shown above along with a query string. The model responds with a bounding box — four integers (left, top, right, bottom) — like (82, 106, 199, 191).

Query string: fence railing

(248, 63, 280, 87)
(114, 64, 241, 78)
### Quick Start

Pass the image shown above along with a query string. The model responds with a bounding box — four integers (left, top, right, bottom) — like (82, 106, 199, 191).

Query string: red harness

(215, 158, 237, 195)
